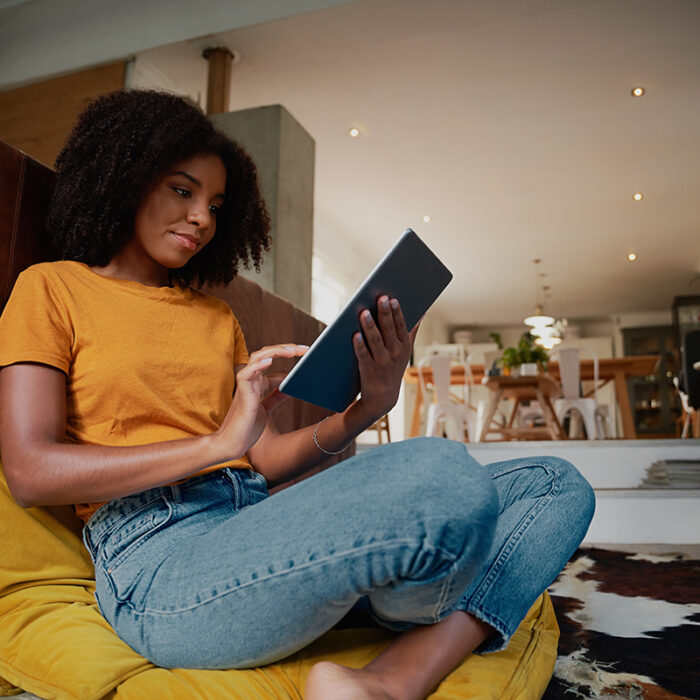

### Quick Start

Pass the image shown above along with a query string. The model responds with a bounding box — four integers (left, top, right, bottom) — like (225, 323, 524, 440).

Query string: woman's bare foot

(305, 661, 401, 700)
(304, 612, 494, 700)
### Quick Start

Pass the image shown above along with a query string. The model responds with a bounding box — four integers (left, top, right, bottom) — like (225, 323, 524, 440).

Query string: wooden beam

(0, 61, 126, 167)
(203, 47, 233, 115)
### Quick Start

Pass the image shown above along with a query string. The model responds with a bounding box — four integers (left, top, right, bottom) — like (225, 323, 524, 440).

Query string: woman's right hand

(213, 344, 308, 459)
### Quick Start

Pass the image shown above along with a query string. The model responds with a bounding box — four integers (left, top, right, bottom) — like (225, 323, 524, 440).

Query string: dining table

(403, 354, 660, 440)
(478, 374, 566, 441)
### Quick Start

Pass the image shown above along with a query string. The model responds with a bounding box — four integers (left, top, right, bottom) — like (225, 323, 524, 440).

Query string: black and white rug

(544, 547, 700, 700)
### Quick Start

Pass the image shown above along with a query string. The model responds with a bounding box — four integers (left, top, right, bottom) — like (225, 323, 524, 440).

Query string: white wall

(451, 308, 674, 360)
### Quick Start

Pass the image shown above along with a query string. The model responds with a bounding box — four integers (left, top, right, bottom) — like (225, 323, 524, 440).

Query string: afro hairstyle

(48, 89, 270, 288)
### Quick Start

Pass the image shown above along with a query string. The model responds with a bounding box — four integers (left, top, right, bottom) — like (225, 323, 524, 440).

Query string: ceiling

(60, 0, 700, 325)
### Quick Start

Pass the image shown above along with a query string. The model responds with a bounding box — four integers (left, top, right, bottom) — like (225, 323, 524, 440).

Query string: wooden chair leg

(370, 414, 391, 443)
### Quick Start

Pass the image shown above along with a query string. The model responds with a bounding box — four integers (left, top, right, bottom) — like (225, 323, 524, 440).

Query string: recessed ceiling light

(422, 215, 431, 223)
(633, 192, 643, 201)
(349, 127, 360, 138)
(631, 87, 645, 97)
(628, 252, 637, 261)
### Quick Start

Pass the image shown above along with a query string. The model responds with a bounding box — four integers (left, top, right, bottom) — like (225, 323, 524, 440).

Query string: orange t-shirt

(0, 261, 251, 522)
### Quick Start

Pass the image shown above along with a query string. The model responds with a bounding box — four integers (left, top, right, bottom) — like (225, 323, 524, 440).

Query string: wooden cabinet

(622, 326, 681, 437)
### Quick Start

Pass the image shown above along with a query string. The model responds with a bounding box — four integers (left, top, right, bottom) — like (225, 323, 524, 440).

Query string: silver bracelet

(313, 416, 352, 455)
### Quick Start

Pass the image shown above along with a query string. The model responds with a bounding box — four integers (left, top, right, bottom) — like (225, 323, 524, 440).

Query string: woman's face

(125, 153, 227, 282)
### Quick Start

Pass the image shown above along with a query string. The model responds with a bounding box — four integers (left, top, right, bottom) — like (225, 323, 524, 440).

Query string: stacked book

(641, 459, 700, 489)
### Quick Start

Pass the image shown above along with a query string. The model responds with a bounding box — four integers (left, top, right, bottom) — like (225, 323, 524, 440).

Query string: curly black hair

(48, 89, 270, 288)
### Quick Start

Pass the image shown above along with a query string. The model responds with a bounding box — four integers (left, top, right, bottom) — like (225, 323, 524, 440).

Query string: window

(311, 252, 353, 325)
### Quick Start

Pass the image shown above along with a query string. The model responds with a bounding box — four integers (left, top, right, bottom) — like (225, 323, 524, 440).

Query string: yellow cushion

(0, 466, 558, 699)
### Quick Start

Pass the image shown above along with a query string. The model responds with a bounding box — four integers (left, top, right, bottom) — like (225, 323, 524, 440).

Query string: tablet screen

(278, 229, 452, 413)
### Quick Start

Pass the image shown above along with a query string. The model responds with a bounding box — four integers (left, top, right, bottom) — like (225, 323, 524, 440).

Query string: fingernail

(297, 344, 310, 350)
(355, 333, 364, 344)
(363, 311, 373, 323)
(390, 298, 399, 309)
(261, 357, 273, 364)
(380, 298, 389, 310)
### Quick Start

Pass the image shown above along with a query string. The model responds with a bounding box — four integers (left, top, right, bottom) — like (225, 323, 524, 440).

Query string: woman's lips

(171, 233, 198, 251)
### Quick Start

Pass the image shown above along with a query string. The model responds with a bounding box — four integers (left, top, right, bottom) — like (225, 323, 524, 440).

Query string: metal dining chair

(417, 353, 478, 442)
(552, 347, 610, 439)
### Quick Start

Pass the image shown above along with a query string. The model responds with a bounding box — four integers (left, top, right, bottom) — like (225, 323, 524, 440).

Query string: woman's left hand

(353, 295, 420, 420)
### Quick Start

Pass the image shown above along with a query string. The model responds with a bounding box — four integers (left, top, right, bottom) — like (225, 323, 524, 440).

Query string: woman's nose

(186, 206, 210, 228)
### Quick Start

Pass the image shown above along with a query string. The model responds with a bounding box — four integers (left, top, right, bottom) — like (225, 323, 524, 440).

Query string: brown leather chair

(0, 141, 60, 311)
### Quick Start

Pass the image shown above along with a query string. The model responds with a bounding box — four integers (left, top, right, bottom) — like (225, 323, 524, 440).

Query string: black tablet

(278, 229, 453, 413)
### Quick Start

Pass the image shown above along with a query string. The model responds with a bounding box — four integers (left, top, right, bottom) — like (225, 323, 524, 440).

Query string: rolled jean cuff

(459, 603, 514, 654)
(369, 597, 515, 654)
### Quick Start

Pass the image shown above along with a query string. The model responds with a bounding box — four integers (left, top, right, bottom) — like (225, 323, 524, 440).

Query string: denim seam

(87, 495, 169, 552)
(101, 498, 174, 576)
(462, 459, 573, 652)
(465, 462, 562, 610)
(432, 561, 459, 621)
(218, 471, 237, 504)
(122, 537, 458, 616)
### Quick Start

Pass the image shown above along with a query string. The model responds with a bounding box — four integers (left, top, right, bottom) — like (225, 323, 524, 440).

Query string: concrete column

(213, 105, 315, 312)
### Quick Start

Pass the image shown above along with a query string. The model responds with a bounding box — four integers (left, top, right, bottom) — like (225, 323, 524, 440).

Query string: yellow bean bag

(0, 466, 559, 699)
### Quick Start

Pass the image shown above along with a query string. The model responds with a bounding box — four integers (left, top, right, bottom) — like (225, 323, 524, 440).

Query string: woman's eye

(173, 187, 191, 198)
(209, 204, 221, 216)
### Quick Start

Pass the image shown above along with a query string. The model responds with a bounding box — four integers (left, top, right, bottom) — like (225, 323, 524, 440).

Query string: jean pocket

(99, 496, 173, 570)
(241, 471, 269, 508)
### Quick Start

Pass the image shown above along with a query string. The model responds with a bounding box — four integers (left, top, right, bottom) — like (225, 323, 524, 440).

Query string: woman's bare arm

(0, 342, 306, 508)
(0, 363, 227, 507)
(247, 398, 379, 488)
(249, 296, 418, 487)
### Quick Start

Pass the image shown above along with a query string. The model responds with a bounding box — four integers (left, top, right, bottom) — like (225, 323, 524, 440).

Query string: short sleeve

(232, 313, 249, 366)
(0, 268, 73, 374)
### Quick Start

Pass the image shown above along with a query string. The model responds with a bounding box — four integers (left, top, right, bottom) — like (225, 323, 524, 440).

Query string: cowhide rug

(543, 547, 700, 700)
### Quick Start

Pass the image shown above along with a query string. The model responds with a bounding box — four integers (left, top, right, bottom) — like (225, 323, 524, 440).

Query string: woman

(0, 90, 594, 699)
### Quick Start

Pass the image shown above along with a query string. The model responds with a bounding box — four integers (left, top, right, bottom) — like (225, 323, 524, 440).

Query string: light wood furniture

(404, 355, 659, 439)
(0, 62, 126, 168)
(546, 356, 659, 439)
(479, 375, 566, 441)
(368, 414, 391, 443)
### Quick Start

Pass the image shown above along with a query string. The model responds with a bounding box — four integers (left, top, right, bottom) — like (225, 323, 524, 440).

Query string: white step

(467, 438, 700, 489)
(587, 489, 700, 544)
(465, 439, 700, 544)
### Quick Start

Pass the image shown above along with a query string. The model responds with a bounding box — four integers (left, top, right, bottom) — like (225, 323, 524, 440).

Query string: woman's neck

(89, 255, 172, 288)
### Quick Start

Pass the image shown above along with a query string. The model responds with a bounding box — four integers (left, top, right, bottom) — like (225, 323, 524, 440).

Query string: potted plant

(501, 333, 549, 377)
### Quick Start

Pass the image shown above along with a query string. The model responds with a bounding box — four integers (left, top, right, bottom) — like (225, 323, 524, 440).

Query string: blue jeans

(82, 437, 594, 669)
